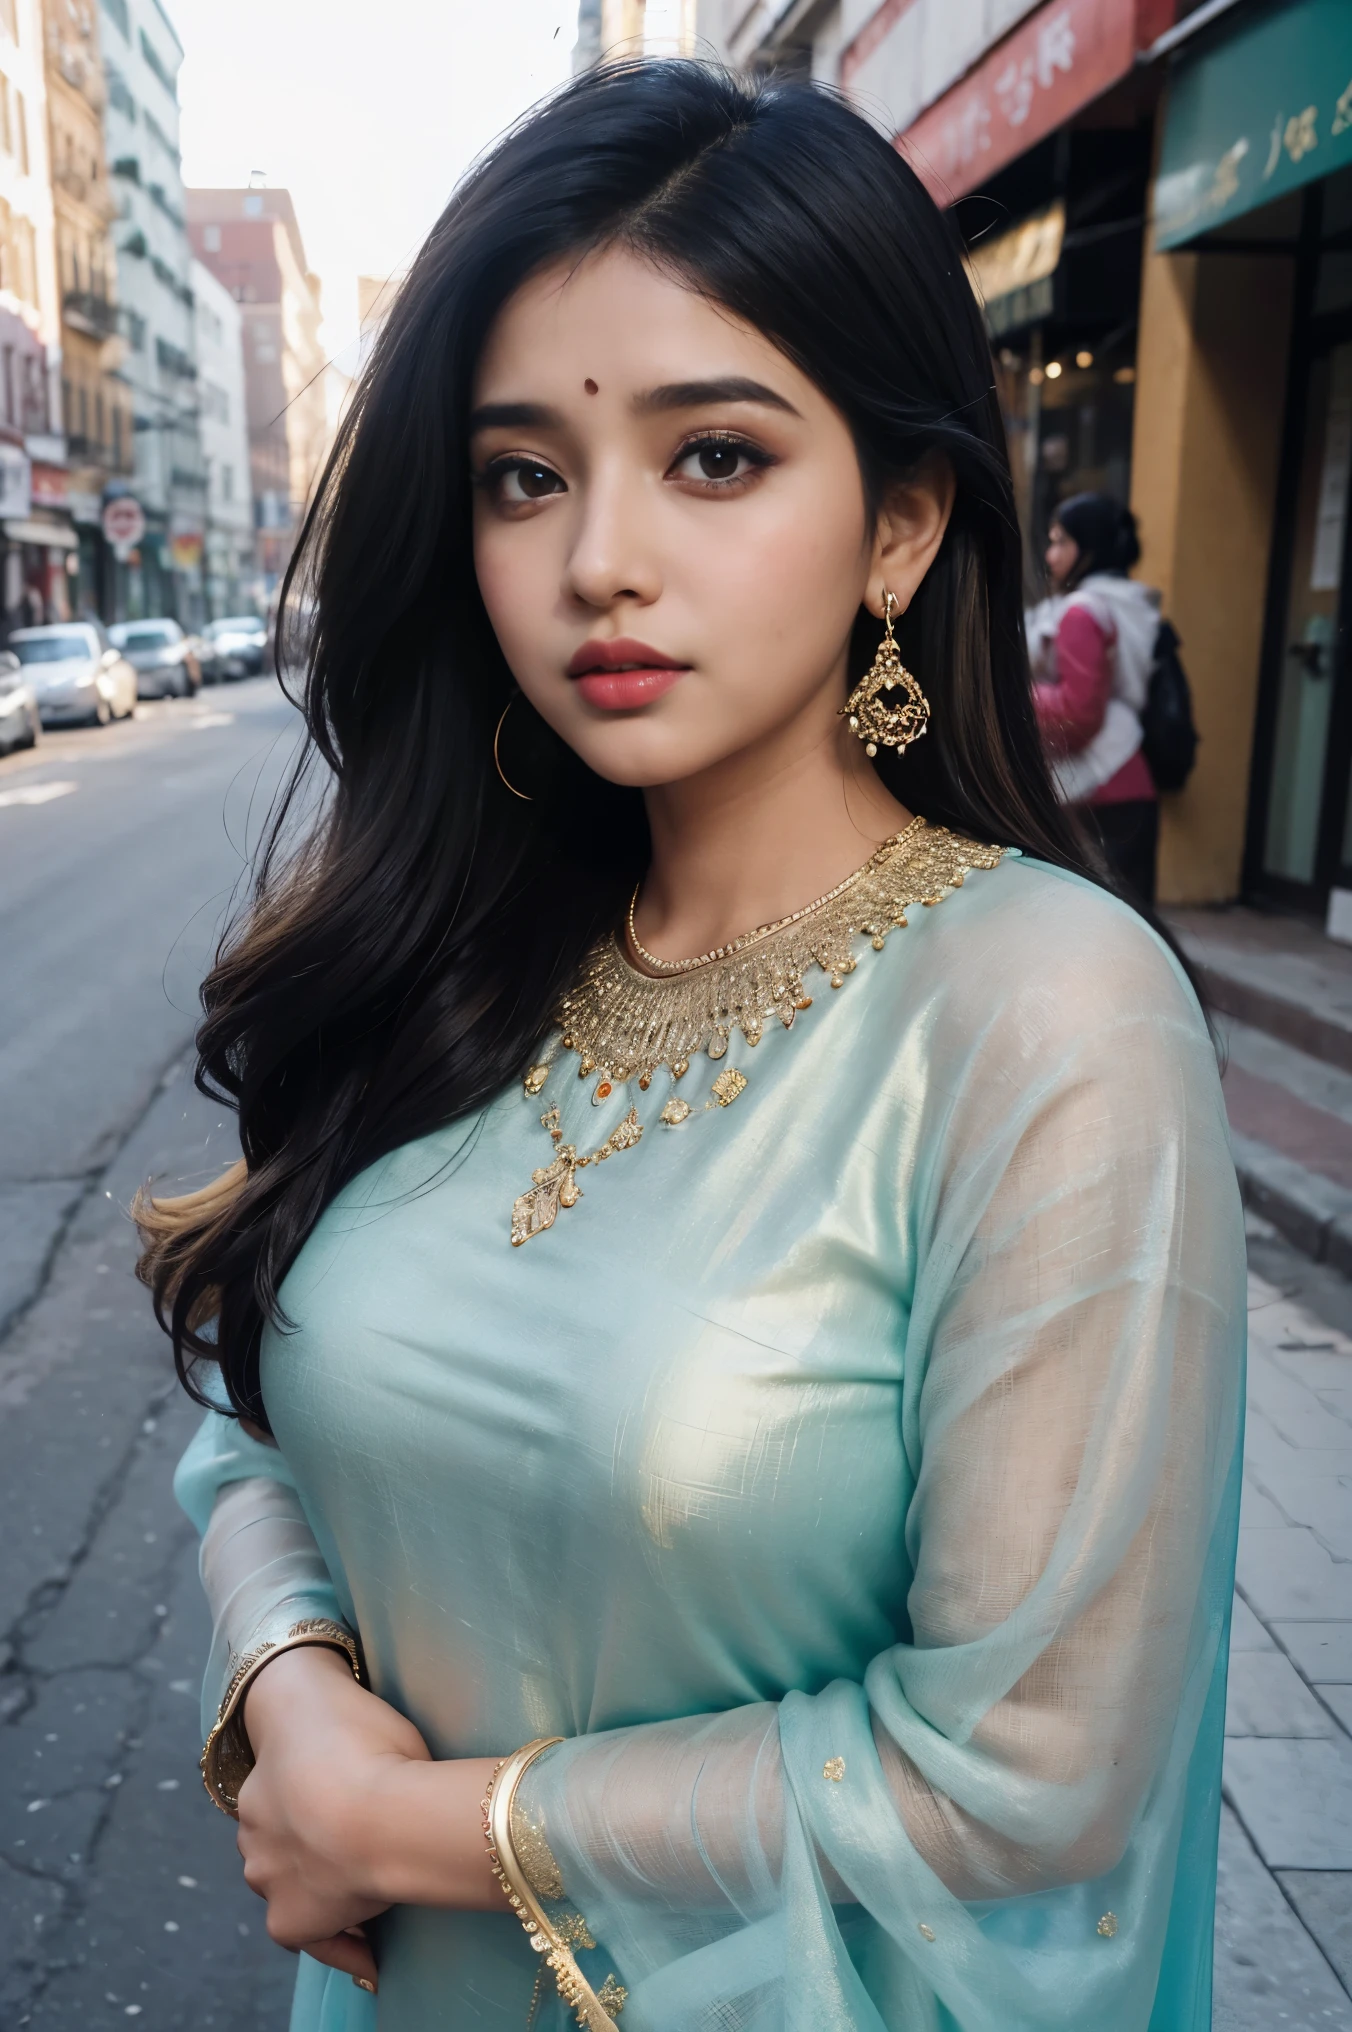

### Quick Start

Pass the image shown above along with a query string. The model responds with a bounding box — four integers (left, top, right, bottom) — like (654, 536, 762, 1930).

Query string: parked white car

(0, 651, 40, 751)
(201, 613, 266, 681)
(108, 618, 202, 699)
(10, 624, 138, 727)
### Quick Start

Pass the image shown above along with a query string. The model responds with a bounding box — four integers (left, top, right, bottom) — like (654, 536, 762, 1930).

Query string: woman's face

(470, 245, 948, 789)
(1046, 522, 1079, 591)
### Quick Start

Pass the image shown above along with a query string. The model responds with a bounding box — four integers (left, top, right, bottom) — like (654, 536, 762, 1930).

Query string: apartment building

(0, 0, 69, 631)
(191, 250, 251, 618)
(45, 0, 131, 616)
(99, 0, 204, 623)
(186, 184, 328, 594)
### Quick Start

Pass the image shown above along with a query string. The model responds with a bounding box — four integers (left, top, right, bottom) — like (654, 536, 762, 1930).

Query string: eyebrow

(633, 377, 801, 418)
(468, 376, 801, 436)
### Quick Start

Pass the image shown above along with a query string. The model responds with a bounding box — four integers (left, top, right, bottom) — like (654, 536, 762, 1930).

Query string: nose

(563, 460, 661, 612)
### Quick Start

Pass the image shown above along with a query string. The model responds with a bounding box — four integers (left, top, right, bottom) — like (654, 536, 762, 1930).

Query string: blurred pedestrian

(1027, 492, 1161, 902)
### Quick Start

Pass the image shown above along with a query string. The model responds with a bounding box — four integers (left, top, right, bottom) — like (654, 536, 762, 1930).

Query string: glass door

(1260, 339, 1352, 892)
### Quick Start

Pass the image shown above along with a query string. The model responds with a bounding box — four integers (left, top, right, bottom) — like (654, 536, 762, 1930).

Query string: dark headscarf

(1054, 493, 1141, 585)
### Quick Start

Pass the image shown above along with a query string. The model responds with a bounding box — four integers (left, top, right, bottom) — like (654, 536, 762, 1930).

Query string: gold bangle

(200, 1617, 362, 1816)
(482, 1739, 628, 2027)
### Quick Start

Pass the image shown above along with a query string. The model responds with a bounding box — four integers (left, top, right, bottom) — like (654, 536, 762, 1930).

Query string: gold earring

(493, 693, 533, 802)
(840, 591, 930, 758)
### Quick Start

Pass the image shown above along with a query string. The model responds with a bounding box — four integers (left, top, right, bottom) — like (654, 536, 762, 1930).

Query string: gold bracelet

(200, 1617, 362, 1816)
(482, 1739, 628, 2027)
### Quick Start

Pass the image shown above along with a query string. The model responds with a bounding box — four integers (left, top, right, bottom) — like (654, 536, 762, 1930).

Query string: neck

(635, 691, 910, 963)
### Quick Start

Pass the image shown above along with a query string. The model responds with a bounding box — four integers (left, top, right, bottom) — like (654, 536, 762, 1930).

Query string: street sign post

(101, 495, 145, 561)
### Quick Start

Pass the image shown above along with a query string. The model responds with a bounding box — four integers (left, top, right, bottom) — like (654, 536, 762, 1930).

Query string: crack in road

(0, 1044, 190, 1352)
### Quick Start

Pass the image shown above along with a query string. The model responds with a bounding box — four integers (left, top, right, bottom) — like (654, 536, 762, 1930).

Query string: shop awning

(4, 518, 78, 550)
(897, 0, 1153, 202)
(1153, 0, 1352, 250)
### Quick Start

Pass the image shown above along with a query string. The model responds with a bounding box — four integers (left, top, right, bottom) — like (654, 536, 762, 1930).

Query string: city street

(1, 679, 302, 2029)
(2, 673, 1352, 2027)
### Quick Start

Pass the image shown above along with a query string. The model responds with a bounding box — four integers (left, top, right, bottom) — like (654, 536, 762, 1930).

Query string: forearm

(241, 1644, 502, 1914)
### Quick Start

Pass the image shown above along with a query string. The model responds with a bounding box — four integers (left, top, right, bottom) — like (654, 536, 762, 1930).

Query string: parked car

(0, 650, 40, 751)
(108, 618, 201, 698)
(200, 613, 266, 681)
(10, 624, 138, 727)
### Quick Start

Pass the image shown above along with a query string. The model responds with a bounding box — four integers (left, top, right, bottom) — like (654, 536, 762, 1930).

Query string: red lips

(567, 637, 690, 711)
(567, 637, 687, 677)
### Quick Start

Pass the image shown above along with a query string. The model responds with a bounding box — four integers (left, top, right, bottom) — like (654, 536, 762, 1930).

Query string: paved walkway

(1219, 1222, 1352, 2026)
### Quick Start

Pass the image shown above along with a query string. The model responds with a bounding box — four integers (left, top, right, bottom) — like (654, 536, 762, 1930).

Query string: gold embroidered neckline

(559, 817, 1005, 1086)
(623, 815, 929, 976)
(509, 819, 1006, 1246)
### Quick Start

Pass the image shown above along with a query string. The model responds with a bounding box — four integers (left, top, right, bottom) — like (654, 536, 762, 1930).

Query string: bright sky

(170, 0, 577, 370)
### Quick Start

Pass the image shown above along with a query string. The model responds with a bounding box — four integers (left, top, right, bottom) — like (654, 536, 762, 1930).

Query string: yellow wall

(1131, 240, 1294, 903)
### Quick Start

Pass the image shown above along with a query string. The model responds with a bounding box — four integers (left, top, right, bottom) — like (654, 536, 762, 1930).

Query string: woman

(140, 62, 1243, 2032)
(1027, 494, 1162, 902)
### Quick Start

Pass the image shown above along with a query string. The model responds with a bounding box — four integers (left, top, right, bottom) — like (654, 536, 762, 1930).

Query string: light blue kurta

(177, 854, 1246, 2032)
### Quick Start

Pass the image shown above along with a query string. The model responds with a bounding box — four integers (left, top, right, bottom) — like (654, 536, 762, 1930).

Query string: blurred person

(1027, 493, 1161, 903)
(137, 62, 1243, 2032)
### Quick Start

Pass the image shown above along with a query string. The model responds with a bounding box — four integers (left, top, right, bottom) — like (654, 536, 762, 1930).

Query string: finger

(296, 1930, 378, 1990)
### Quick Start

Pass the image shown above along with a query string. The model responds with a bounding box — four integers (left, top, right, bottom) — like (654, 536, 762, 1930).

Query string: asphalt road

(0, 678, 304, 2030)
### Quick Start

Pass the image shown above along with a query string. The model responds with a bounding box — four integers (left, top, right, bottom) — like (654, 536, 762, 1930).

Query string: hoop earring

(840, 590, 930, 758)
(493, 693, 533, 803)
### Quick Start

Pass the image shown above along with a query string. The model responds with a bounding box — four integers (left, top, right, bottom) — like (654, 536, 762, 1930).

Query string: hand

(235, 1644, 502, 1992)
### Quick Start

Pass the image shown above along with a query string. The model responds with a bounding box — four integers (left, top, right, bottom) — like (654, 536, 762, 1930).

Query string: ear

(866, 452, 956, 617)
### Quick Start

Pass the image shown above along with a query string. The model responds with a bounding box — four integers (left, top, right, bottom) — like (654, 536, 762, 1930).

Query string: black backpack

(1140, 619, 1198, 793)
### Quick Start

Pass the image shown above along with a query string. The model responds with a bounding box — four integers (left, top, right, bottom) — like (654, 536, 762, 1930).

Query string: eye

(670, 433, 773, 489)
(482, 457, 566, 505)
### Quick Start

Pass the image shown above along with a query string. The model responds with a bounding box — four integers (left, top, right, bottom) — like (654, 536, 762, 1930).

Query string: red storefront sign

(30, 463, 69, 508)
(863, 0, 1171, 202)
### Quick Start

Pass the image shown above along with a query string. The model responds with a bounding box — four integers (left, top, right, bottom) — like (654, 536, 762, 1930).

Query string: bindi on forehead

(583, 378, 598, 395)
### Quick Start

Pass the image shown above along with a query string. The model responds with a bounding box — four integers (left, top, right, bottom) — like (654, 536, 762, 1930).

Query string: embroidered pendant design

(511, 1107, 643, 1247)
(710, 1068, 748, 1107)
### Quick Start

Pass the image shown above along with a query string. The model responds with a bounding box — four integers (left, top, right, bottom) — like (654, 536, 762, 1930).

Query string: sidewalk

(1218, 1247, 1352, 2027)
(1170, 907, 1352, 1270)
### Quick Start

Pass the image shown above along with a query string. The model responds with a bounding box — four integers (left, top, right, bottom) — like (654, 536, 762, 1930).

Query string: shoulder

(901, 850, 1211, 1074)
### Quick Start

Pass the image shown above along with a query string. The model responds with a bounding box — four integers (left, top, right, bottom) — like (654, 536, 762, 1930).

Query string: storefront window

(1263, 341, 1351, 883)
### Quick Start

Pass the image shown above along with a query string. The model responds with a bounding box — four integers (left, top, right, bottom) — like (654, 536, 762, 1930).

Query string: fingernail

(353, 1976, 376, 1993)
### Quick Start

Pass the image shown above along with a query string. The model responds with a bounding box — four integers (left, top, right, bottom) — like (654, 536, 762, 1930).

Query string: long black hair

(140, 59, 1132, 1425)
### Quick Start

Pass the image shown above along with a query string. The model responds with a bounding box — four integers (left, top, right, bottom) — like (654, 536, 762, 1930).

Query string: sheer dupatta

(508, 932, 1244, 2030)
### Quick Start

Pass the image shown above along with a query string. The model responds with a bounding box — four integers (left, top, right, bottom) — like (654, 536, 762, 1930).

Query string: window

(221, 463, 232, 502)
(3, 346, 12, 425)
(0, 0, 16, 41)
(112, 404, 122, 465)
(78, 385, 88, 438)
(101, 0, 129, 40)
(15, 90, 26, 175)
(0, 81, 11, 157)
(61, 374, 70, 432)
(203, 223, 220, 252)
(105, 67, 136, 121)
(243, 192, 263, 218)
(138, 28, 175, 97)
(95, 391, 104, 445)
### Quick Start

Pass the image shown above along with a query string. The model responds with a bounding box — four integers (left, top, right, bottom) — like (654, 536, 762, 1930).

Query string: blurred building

(0, 0, 70, 634)
(686, 0, 1352, 923)
(190, 252, 250, 618)
(100, 0, 205, 624)
(356, 270, 399, 378)
(186, 184, 329, 596)
(44, 0, 131, 620)
(588, 0, 697, 56)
